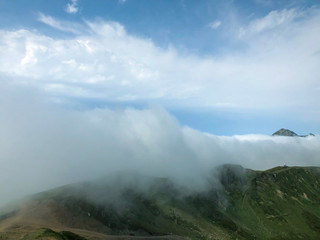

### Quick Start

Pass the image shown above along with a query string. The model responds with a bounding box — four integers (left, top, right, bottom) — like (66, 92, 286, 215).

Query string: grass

(4, 165, 320, 240)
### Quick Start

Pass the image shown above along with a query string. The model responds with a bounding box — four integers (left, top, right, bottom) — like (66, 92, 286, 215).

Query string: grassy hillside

(1, 165, 320, 240)
(228, 166, 320, 239)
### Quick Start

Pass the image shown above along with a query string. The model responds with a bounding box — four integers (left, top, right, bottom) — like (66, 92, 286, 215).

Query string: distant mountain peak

(272, 128, 298, 136)
(272, 128, 315, 137)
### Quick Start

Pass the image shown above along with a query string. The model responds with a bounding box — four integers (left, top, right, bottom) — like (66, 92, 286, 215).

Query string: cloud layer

(0, 83, 319, 206)
(0, 8, 320, 118)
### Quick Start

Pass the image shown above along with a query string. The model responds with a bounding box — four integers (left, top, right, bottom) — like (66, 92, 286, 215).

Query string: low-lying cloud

(0, 83, 319, 206)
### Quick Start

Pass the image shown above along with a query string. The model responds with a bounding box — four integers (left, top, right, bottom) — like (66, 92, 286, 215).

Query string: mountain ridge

(1, 165, 320, 240)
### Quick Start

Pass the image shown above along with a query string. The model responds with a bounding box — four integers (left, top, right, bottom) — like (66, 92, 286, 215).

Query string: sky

(0, 0, 319, 135)
(0, 0, 320, 206)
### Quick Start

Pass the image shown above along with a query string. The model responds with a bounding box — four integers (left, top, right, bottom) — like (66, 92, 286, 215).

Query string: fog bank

(0, 83, 319, 206)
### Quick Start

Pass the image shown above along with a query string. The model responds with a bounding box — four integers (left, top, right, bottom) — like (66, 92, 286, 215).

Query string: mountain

(1, 165, 320, 240)
(272, 128, 315, 137)
(272, 128, 298, 136)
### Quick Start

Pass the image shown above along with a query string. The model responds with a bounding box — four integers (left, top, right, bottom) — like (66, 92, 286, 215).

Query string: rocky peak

(272, 128, 298, 136)
(272, 128, 315, 137)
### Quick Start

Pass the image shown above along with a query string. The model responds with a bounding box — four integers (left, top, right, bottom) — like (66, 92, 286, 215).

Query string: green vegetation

(2, 165, 320, 240)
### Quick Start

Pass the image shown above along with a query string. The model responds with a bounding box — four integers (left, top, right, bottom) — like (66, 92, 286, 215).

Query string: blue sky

(0, 0, 319, 135)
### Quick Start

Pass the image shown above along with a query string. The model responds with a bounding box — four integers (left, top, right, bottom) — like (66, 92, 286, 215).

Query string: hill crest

(1, 165, 320, 240)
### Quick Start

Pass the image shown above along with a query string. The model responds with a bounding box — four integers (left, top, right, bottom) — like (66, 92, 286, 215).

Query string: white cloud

(0, 8, 320, 119)
(239, 8, 300, 38)
(209, 20, 222, 29)
(38, 13, 82, 34)
(65, 0, 78, 14)
(0, 84, 319, 205)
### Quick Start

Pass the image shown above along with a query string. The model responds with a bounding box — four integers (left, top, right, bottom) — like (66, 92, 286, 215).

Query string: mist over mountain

(1, 165, 320, 240)
(0, 83, 319, 207)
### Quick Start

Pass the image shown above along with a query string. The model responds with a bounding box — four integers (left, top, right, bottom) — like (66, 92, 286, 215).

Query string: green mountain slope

(1, 165, 320, 240)
(221, 166, 320, 239)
